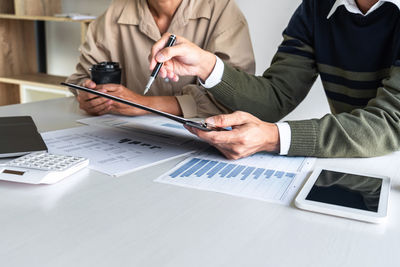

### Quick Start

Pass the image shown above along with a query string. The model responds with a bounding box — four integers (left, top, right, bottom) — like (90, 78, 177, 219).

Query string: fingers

(155, 44, 188, 63)
(156, 61, 179, 81)
(78, 91, 98, 101)
(78, 96, 112, 115)
(183, 115, 276, 160)
(166, 67, 179, 81)
(206, 111, 252, 128)
(187, 126, 237, 145)
(96, 84, 123, 93)
(185, 126, 248, 160)
(82, 79, 96, 89)
(78, 79, 98, 100)
(77, 93, 111, 107)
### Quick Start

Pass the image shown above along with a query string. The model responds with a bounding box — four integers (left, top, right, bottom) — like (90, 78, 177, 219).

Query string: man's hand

(150, 33, 217, 82)
(185, 111, 281, 160)
(76, 79, 112, 116)
(76, 79, 182, 116)
(96, 84, 150, 116)
(76, 79, 147, 116)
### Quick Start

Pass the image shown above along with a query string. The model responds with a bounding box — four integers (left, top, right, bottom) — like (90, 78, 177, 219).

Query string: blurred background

(0, 0, 329, 119)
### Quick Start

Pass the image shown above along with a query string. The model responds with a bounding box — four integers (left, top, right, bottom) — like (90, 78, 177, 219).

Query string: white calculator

(0, 152, 89, 184)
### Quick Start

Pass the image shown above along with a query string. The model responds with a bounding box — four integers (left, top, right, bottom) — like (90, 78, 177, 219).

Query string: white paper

(42, 125, 204, 177)
(155, 148, 316, 205)
(55, 13, 97, 20)
(77, 114, 199, 146)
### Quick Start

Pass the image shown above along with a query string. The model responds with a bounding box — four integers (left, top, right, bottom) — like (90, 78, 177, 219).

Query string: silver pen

(144, 34, 177, 95)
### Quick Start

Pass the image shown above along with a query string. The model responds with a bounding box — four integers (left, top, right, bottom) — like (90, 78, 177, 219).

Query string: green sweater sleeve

(288, 65, 400, 157)
(208, 54, 400, 158)
(208, 49, 318, 122)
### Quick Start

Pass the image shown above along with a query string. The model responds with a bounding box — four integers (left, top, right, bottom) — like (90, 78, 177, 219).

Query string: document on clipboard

(61, 82, 227, 132)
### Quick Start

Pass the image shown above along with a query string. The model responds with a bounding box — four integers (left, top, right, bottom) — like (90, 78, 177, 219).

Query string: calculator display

(3, 169, 25, 176)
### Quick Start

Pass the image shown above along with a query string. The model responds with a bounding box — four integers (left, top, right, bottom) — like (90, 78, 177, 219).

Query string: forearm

(144, 96, 183, 116)
(288, 66, 400, 158)
(208, 53, 318, 122)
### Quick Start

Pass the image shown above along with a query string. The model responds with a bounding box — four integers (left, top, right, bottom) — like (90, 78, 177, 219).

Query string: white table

(1, 97, 400, 267)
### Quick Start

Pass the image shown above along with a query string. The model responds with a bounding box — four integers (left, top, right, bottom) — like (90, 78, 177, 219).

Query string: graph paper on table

(42, 125, 203, 177)
(155, 150, 315, 205)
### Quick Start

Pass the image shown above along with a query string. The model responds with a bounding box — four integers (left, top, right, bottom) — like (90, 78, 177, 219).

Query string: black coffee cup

(90, 62, 122, 85)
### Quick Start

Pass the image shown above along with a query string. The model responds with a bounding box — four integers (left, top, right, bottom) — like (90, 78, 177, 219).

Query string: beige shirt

(67, 0, 255, 118)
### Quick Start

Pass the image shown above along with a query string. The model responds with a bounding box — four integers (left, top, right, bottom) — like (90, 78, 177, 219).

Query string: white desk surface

(1, 97, 400, 267)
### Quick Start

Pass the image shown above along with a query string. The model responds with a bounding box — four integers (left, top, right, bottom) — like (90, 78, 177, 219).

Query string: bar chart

(156, 154, 313, 205)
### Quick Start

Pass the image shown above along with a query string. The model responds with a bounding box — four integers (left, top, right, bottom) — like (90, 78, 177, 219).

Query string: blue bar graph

(286, 173, 296, 178)
(161, 156, 304, 204)
(169, 158, 298, 184)
(162, 123, 184, 130)
(219, 164, 237, 177)
(182, 160, 209, 177)
(207, 162, 227, 178)
(241, 167, 255, 180)
(195, 161, 218, 177)
(227, 165, 246, 178)
(169, 158, 200, 178)
(265, 169, 275, 178)
(252, 168, 265, 179)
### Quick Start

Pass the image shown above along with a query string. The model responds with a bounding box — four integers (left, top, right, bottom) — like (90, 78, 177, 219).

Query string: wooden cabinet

(0, 0, 94, 106)
(14, 0, 61, 16)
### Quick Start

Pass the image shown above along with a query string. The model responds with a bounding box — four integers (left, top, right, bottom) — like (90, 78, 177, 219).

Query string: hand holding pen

(149, 33, 217, 84)
(144, 34, 177, 95)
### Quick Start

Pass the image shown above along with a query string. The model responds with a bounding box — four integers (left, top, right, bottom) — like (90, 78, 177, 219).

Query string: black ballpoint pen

(144, 34, 177, 95)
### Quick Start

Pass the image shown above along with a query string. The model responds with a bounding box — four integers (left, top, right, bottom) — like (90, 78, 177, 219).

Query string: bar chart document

(77, 114, 199, 146)
(42, 125, 204, 177)
(156, 149, 315, 205)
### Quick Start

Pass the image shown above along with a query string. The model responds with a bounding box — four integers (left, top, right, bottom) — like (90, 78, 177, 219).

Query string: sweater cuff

(207, 62, 238, 102)
(175, 94, 197, 118)
(287, 120, 318, 156)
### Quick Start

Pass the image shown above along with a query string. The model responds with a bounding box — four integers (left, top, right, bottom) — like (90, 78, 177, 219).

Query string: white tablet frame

(295, 167, 390, 223)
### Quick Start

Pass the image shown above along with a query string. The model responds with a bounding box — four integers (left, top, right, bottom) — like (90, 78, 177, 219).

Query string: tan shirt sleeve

(66, 14, 111, 92)
(176, 2, 255, 118)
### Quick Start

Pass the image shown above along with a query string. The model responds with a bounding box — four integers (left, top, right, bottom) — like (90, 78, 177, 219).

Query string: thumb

(155, 44, 187, 63)
(83, 79, 96, 89)
(205, 112, 249, 128)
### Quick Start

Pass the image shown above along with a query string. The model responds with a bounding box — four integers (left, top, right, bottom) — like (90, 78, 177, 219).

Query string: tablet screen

(305, 170, 382, 212)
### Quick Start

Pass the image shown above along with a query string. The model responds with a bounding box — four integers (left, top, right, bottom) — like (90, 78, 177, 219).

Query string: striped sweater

(207, 0, 400, 157)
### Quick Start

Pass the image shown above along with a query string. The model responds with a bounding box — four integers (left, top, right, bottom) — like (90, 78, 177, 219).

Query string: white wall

(46, 0, 112, 76)
(47, 0, 330, 119)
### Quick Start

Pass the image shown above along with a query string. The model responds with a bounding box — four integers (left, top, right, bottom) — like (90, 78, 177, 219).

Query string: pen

(144, 34, 177, 95)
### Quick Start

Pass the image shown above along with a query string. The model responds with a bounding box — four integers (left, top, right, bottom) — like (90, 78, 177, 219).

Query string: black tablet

(62, 82, 227, 132)
(295, 167, 390, 223)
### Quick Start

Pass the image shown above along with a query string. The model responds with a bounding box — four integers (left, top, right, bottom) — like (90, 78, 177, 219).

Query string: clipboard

(61, 82, 226, 132)
(0, 116, 48, 158)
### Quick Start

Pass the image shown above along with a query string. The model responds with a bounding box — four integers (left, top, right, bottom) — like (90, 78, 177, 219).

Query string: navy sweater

(282, 0, 400, 111)
(208, 0, 400, 157)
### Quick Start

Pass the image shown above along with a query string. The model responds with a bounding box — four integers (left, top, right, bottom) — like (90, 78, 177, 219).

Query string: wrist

(145, 96, 182, 116)
(139, 95, 153, 111)
(262, 123, 280, 153)
(198, 52, 217, 82)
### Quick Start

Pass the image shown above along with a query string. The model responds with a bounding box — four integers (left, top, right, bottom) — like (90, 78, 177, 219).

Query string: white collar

(327, 0, 400, 19)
